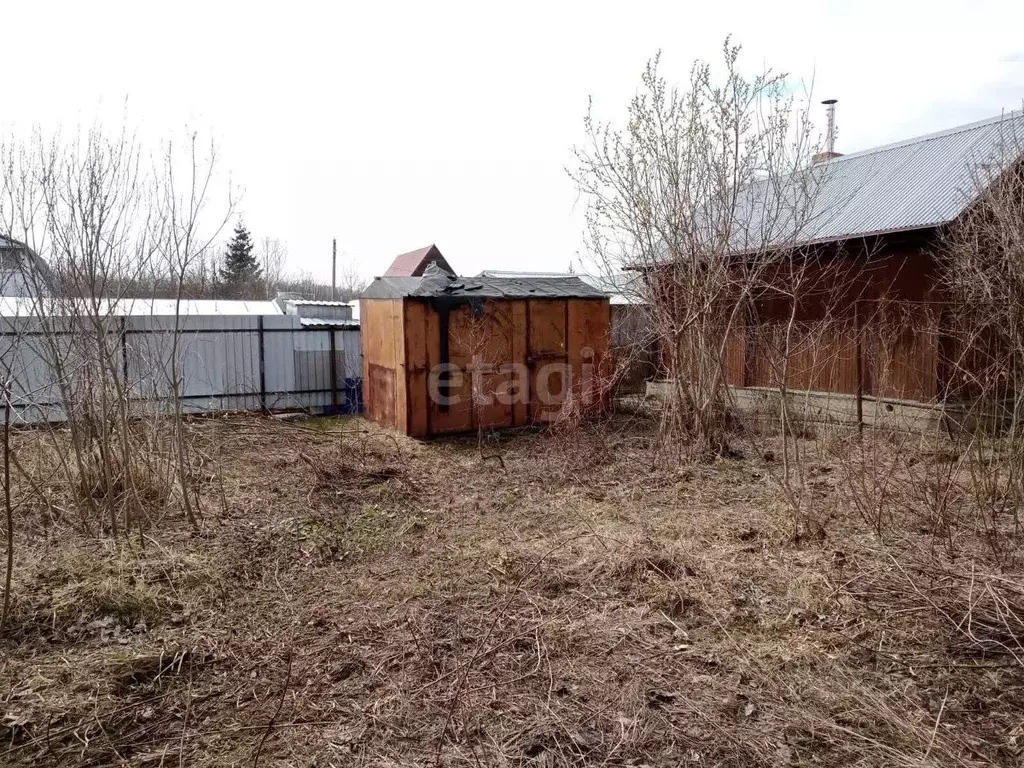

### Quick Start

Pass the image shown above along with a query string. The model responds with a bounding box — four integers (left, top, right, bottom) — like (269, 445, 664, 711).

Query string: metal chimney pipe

(822, 99, 838, 154)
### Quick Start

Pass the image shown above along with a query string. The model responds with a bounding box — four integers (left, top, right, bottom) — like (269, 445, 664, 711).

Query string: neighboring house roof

(657, 110, 1024, 258)
(362, 263, 608, 300)
(0, 297, 283, 318)
(382, 244, 454, 277)
(0, 236, 56, 297)
(478, 270, 644, 305)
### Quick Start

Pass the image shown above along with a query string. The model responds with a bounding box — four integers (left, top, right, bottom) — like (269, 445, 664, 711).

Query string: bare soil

(1, 413, 1022, 766)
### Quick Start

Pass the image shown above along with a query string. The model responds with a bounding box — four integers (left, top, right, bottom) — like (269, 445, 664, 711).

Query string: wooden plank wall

(360, 298, 406, 432)
(723, 252, 940, 403)
(460, 301, 516, 430)
(509, 301, 529, 428)
(725, 327, 745, 387)
(401, 297, 610, 437)
(864, 255, 939, 402)
(568, 299, 612, 409)
(403, 300, 432, 438)
(527, 299, 568, 422)
(422, 300, 519, 436)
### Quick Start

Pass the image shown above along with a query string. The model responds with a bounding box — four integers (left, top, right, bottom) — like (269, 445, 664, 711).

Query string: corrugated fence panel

(294, 329, 330, 393)
(339, 329, 361, 381)
(0, 312, 362, 424)
(264, 315, 300, 411)
(0, 315, 71, 423)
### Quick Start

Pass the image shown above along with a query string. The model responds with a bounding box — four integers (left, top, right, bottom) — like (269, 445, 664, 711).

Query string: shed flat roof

(361, 264, 608, 300)
(478, 270, 642, 305)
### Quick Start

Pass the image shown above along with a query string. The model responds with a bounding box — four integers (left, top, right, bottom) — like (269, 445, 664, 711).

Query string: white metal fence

(0, 312, 362, 424)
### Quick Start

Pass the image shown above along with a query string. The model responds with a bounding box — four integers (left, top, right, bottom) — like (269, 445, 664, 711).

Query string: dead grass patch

(1, 414, 1022, 766)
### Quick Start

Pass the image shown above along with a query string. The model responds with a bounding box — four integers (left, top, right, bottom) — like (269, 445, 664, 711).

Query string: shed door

(527, 300, 569, 422)
(428, 302, 516, 434)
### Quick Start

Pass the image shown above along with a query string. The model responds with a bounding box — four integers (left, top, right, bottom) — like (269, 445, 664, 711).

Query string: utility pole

(331, 238, 337, 301)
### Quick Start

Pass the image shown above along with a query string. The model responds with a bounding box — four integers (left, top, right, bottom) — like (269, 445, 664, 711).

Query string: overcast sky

(5, 0, 1023, 280)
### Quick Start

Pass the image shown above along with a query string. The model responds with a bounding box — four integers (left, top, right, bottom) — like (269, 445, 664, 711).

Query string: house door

(527, 300, 569, 423)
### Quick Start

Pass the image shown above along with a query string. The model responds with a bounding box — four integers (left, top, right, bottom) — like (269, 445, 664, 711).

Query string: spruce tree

(219, 223, 262, 286)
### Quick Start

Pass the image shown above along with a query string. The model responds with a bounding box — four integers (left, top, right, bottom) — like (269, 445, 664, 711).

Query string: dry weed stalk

(835, 430, 907, 538)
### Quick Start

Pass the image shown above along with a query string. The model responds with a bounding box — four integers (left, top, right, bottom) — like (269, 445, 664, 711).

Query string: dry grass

(1, 413, 1023, 766)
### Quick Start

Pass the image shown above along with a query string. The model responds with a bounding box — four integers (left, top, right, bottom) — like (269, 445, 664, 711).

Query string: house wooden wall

(649, 238, 947, 405)
(722, 250, 942, 403)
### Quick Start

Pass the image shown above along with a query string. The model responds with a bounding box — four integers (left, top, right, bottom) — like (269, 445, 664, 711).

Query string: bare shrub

(573, 39, 825, 459)
(935, 112, 1024, 563)
(0, 122, 233, 630)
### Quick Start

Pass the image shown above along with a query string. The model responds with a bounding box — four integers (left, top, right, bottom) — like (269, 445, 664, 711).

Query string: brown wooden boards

(366, 292, 612, 437)
(360, 299, 402, 430)
(404, 299, 430, 438)
(567, 299, 612, 410)
(392, 299, 409, 434)
(527, 299, 568, 423)
(509, 300, 528, 427)
(427, 302, 516, 434)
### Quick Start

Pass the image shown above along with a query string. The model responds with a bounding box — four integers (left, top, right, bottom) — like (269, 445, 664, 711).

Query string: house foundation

(644, 380, 967, 434)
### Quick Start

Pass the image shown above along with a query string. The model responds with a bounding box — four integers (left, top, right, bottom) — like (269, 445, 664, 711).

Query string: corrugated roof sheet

(362, 263, 608, 300)
(667, 110, 1024, 255)
(111, 299, 284, 316)
(281, 298, 354, 322)
(299, 317, 360, 329)
(0, 297, 284, 318)
(287, 299, 355, 307)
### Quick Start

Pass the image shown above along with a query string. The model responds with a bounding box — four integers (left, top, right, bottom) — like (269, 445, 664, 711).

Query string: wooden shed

(360, 265, 611, 437)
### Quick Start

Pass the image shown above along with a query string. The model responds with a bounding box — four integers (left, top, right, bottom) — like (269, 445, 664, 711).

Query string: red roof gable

(383, 244, 453, 277)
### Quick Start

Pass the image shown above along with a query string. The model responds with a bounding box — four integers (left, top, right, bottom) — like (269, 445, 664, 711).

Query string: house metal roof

(723, 110, 1024, 252)
(362, 263, 608, 300)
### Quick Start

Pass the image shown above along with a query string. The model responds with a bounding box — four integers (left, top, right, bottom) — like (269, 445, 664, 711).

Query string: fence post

(328, 329, 340, 415)
(855, 298, 864, 434)
(119, 317, 132, 417)
(258, 316, 267, 413)
(119, 317, 130, 385)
